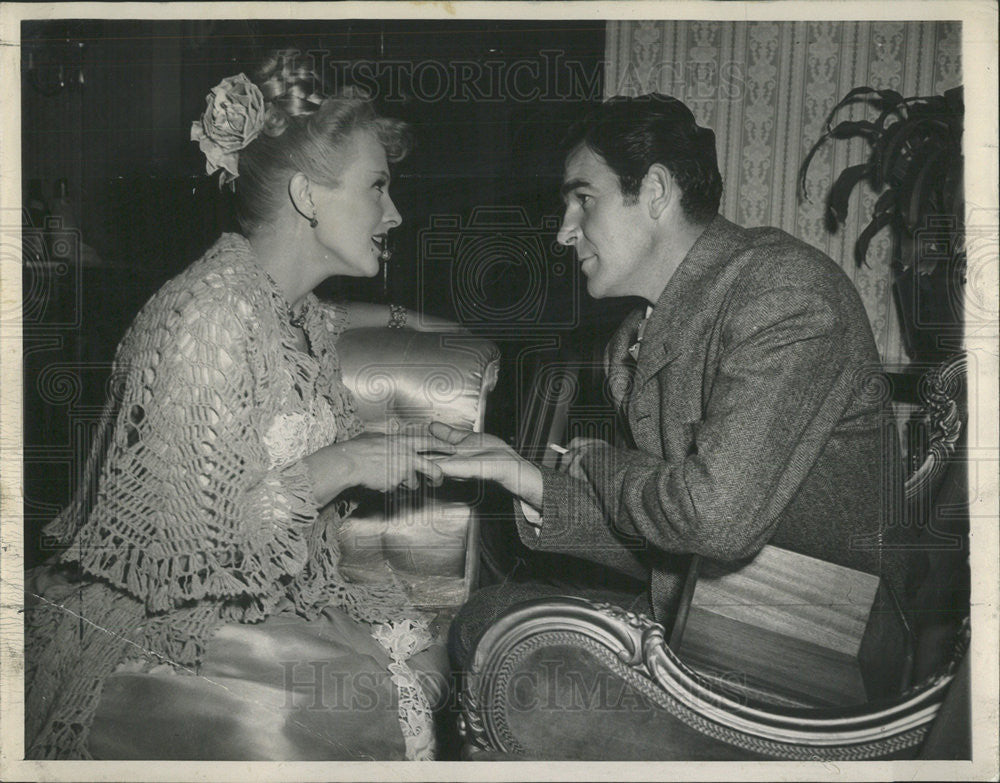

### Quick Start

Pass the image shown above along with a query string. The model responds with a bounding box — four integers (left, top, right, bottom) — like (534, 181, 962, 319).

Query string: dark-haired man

(432, 94, 908, 667)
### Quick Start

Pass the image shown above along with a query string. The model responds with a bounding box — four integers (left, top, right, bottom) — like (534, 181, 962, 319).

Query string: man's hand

(428, 421, 544, 509)
(556, 437, 607, 481)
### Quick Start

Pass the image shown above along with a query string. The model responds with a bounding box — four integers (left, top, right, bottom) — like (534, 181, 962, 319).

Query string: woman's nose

(383, 196, 402, 228)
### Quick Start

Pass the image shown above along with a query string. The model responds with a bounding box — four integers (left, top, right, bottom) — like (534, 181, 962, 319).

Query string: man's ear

(288, 172, 315, 222)
(643, 163, 674, 220)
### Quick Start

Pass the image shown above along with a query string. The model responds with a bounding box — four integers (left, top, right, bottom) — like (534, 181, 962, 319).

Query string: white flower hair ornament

(190, 73, 267, 186)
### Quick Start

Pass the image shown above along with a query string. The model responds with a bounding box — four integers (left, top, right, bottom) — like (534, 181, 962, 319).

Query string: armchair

(458, 352, 970, 760)
(334, 326, 501, 609)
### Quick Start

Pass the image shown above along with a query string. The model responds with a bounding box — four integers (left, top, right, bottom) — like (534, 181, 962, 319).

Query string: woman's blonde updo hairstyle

(235, 51, 412, 234)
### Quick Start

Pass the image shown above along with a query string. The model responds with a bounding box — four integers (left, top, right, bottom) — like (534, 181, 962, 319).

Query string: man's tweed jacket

(517, 215, 910, 621)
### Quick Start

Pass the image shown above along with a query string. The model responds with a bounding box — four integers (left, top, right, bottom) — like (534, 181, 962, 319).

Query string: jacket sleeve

(576, 284, 855, 563)
(48, 291, 322, 616)
(509, 467, 650, 581)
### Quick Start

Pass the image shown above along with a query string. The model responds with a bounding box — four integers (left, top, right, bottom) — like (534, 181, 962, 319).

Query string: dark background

(21, 19, 638, 568)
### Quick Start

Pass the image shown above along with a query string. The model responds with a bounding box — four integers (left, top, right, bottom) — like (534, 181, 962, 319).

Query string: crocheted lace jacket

(26, 233, 434, 760)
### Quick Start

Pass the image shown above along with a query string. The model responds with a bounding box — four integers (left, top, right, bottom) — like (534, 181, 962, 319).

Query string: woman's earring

(309, 215, 318, 228)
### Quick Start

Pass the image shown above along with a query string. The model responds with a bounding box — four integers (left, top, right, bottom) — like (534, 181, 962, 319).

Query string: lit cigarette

(547, 443, 569, 455)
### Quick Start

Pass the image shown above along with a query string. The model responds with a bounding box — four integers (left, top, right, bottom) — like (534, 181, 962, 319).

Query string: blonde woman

(26, 54, 456, 761)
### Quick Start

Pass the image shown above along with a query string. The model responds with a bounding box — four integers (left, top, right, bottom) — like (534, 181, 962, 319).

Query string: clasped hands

(423, 421, 606, 510)
(306, 421, 604, 509)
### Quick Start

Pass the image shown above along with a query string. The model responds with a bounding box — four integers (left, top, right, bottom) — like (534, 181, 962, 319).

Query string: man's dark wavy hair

(561, 94, 723, 224)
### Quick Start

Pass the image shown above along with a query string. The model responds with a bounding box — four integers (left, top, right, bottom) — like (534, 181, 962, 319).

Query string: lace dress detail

(25, 233, 436, 759)
(263, 406, 339, 470)
(371, 619, 436, 760)
(256, 305, 436, 759)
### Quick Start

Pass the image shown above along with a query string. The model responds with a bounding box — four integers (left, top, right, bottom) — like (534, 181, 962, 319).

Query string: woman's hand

(302, 431, 455, 506)
(427, 422, 543, 509)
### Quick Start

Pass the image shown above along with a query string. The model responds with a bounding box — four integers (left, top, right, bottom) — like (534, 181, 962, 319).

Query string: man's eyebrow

(560, 178, 591, 200)
(371, 169, 390, 182)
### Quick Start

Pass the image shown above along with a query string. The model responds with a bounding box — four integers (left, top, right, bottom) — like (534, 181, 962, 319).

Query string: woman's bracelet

(388, 303, 408, 329)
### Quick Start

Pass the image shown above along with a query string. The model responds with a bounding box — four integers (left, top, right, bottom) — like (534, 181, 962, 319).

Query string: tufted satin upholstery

(336, 327, 501, 608)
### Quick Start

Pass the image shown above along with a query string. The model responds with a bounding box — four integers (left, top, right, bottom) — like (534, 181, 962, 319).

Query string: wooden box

(670, 546, 913, 708)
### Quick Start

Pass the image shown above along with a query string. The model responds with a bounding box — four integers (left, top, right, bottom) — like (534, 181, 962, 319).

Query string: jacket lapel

(632, 215, 748, 390)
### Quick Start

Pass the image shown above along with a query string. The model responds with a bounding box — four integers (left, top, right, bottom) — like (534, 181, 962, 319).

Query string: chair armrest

(337, 328, 500, 433)
(460, 596, 966, 760)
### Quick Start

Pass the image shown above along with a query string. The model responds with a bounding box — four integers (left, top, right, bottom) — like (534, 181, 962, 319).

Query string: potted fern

(799, 86, 965, 361)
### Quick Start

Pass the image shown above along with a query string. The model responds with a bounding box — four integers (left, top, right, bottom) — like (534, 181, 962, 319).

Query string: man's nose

(556, 214, 578, 246)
